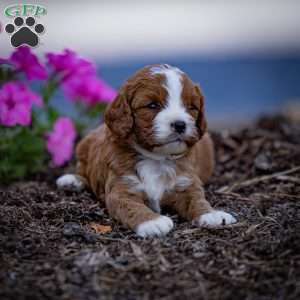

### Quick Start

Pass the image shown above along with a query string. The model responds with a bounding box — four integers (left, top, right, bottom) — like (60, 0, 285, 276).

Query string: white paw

(197, 210, 237, 227)
(56, 174, 84, 192)
(135, 216, 174, 238)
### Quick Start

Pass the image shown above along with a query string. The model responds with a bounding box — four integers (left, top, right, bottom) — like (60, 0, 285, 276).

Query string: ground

(1, 116, 300, 300)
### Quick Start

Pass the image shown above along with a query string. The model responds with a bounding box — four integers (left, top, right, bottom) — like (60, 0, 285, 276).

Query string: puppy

(57, 64, 237, 237)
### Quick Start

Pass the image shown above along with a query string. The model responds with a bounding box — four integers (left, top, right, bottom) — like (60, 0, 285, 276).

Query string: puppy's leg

(56, 174, 87, 192)
(171, 178, 237, 227)
(106, 181, 174, 237)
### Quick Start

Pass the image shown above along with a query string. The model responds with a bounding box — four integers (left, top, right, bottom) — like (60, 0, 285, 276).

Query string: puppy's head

(105, 64, 207, 156)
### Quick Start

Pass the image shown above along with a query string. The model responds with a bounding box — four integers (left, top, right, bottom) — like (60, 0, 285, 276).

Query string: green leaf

(0, 126, 46, 184)
(0, 66, 18, 85)
(47, 106, 60, 125)
(41, 76, 60, 105)
(86, 103, 107, 118)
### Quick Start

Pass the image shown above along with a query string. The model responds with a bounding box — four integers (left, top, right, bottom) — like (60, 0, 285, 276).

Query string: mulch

(1, 115, 300, 300)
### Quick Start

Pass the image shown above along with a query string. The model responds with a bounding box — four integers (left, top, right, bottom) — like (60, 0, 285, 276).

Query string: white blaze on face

(151, 65, 196, 155)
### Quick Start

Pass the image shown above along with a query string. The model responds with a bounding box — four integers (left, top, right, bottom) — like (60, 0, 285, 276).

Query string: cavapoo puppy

(57, 64, 237, 237)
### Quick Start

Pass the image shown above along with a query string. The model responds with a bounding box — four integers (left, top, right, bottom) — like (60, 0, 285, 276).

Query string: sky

(0, 0, 299, 63)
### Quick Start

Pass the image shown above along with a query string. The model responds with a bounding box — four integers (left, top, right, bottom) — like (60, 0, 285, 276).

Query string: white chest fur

(124, 158, 192, 213)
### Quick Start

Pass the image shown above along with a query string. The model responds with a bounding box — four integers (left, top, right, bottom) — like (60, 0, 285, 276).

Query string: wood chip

(90, 223, 112, 234)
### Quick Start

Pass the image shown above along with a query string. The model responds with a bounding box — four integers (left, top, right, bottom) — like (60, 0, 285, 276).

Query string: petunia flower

(0, 81, 42, 126)
(63, 76, 117, 105)
(46, 49, 95, 80)
(46, 117, 76, 167)
(46, 49, 116, 104)
(10, 46, 48, 80)
(97, 78, 117, 102)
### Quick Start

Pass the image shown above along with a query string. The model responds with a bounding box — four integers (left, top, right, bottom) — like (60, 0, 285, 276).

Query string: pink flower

(0, 81, 42, 126)
(97, 79, 117, 102)
(10, 46, 47, 80)
(46, 117, 76, 167)
(46, 49, 95, 80)
(63, 76, 117, 105)
(47, 49, 116, 104)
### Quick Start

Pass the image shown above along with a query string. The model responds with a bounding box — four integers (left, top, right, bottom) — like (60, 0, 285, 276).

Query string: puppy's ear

(195, 85, 207, 137)
(105, 91, 134, 139)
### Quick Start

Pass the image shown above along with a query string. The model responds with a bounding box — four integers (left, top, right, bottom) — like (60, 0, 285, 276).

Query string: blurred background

(1, 0, 300, 127)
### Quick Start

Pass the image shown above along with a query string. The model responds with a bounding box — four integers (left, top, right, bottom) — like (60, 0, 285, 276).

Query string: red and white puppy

(57, 64, 237, 237)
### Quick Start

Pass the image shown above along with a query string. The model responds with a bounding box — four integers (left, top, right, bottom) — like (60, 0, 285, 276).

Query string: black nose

(171, 120, 186, 134)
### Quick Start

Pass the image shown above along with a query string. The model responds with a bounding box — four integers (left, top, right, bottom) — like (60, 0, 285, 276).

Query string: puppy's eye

(146, 102, 161, 109)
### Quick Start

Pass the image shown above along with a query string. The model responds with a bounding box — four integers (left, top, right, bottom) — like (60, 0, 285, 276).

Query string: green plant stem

(41, 75, 60, 127)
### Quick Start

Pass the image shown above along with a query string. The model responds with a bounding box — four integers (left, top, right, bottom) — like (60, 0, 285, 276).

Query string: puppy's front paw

(196, 210, 237, 227)
(56, 174, 84, 192)
(135, 216, 174, 238)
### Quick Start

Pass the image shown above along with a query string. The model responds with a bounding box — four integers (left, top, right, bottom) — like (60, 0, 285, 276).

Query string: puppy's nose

(171, 120, 186, 134)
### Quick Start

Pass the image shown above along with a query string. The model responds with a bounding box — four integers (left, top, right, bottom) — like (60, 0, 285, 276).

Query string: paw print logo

(5, 16, 45, 47)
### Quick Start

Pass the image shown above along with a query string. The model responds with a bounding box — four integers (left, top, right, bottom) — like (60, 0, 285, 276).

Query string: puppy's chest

(127, 159, 192, 213)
